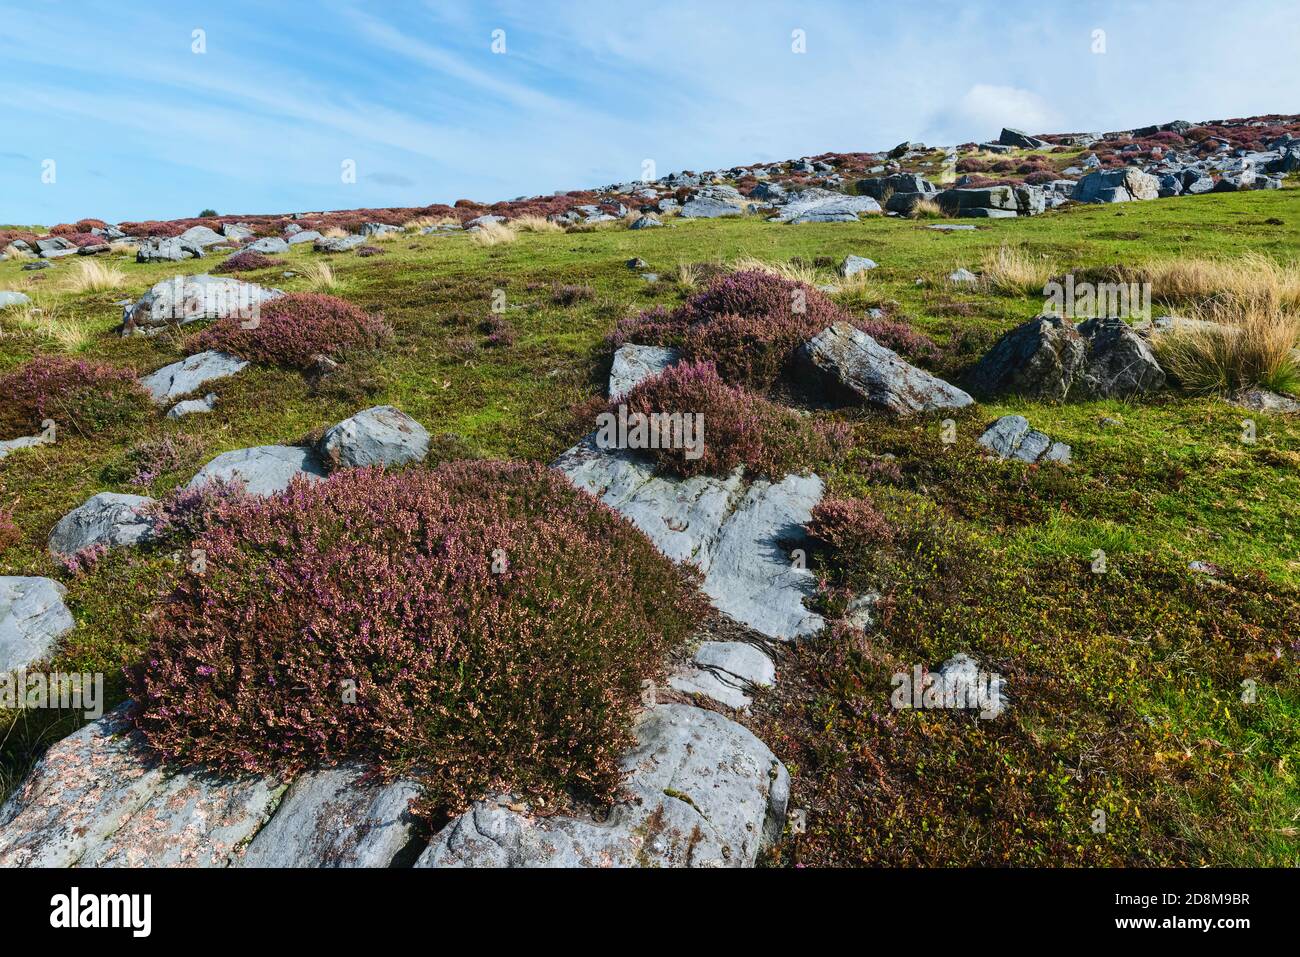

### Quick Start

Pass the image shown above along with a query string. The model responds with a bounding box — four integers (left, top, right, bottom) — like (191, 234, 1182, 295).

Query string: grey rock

(608, 344, 680, 400)
(138, 351, 248, 403)
(245, 236, 290, 254)
(122, 274, 282, 333)
(286, 230, 322, 246)
(937, 186, 1019, 213)
(47, 492, 155, 559)
(239, 766, 420, 868)
(1073, 317, 1166, 399)
(186, 445, 327, 497)
(680, 197, 741, 219)
(0, 435, 47, 461)
(221, 224, 255, 241)
(800, 322, 974, 416)
(840, 255, 878, 276)
(0, 577, 75, 674)
(668, 667, 752, 710)
(136, 238, 205, 262)
(967, 316, 1086, 400)
(948, 267, 978, 283)
(959, 207, 1018, 218)
(628, 214, 662, 229)
(359, 223, 401, 237)
(0, 291, 32, 309)
(1230, 388, 1300, 415)
(166, 393, 218, 419)
(693, 641, 775, 688)
(776, 189, 881, 224)
(999, 127, 1048, 149)
(927, 224, 976, 231)
(417, 703, 788, 867)
(1073, 168, 1160, 203)
(178, 226, 225, 248)
(314, 234, 365, 253)
(319, 406, 430, 470)
(978, 415, 1070, 465)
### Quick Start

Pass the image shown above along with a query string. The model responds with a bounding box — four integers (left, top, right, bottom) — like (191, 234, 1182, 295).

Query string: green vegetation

(1, 185, 1297, 862)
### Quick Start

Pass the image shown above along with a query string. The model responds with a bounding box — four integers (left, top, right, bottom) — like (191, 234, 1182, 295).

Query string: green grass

(2, 187, 1297, 863)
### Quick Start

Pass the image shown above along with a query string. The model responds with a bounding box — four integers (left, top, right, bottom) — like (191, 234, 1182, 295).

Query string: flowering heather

(807, 496, 898, 553)
(479, 315, 516, 348)
(853, 318, 941, 366)
(191, 292, 390, 369)
(0, 508, 19, 556)
(612, 271, 848, 390)
(0, 355, 148, 439)
(617, 360, 847, 479)
(213, 251, 284, 274)
(128, 461, 706, 812)
(121, 432, 207, 490)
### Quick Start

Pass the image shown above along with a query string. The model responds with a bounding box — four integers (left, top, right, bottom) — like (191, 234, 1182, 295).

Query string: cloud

(953, 84, 1062, 136)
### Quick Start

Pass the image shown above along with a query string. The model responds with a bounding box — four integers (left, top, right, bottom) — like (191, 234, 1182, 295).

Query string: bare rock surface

(319, 406, 430, 470)
(608, 344, 680, 400)
(0, 576, 75, 673)
(138, 351, 248, 404)
(47, 492, 156, 559)
(186, 445, 327, 497)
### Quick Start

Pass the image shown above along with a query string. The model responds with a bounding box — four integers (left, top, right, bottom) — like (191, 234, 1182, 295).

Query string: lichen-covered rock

(608, 344, 680, 400)
(166, 393, 218, 419)
(775, 189, 881, 224)
(186, 445, 326, 497)
(121, 274, 282, 334)
(238, 766, 420, 868)
(0, 576, 75, 673)
(318, 406, 430, 470)
(0, 435, 46, 461)
(968, 315, 1086, 400)
(137, 351, 248, 403)
(800, 322, 973, 415)
(417, 704, 788, 867)
(47, 492, 156, 559)
(245, 236, 289, 254)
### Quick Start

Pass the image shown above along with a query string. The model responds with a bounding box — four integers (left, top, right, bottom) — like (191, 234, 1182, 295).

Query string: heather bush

(612, 271, 847, 390)
(117, 432, 207, 490)
(0, 508, 19, 556)
(213, 251, 283, 273)
(551, 283, 595, 305)
(0, 355, 148, 439)
(853, 318, 941, 365)
(807, 495, 898, 553)
(615, 360, 847, 479)
(129, 462, 706, 812)
(479, 315, 516, 348)
(1023, 170, 1057, 186)
(191, 292, 390, 369)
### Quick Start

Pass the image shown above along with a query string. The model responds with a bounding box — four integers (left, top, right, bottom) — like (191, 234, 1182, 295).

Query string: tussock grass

(2, 243, 35, 261)
(512, 214, 563, 234)
(730, 255, 823, 287)
(2, 302, 93, 352)
(980, 244, 1057, 295)
(62, 257, 126, 293)
(675, 262, 704, 291)
(402, 215, 458, 232)
(468, 221, 517, 246)
(320, 226, 348, 239)
(1127, 253, 1300, 310)
(108, 241, 137, 256)
(300, 260, 344, 293)
(908, 198, 946, 219)
(1154, 295, 1300, 395)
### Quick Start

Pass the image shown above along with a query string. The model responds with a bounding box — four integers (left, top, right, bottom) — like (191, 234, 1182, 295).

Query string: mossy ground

(2, 185, 1297, 862)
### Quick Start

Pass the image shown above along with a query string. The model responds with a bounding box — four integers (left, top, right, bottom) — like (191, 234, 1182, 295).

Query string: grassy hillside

(2, 186, 1297, 864)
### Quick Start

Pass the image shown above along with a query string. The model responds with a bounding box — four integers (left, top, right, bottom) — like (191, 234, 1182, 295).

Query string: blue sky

(2, 0, 1297, 225)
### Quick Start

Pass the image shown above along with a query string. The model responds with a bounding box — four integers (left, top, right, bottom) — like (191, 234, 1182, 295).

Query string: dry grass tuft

(468, 221, 517, 247)
(730, 255, 823, 287)
(1127, 253, 1300, 310)
(2, 302, 93, 352)
(300, 260, 344, 293)
(512, 214, 563, 233)
(980, 244, 1057, 295)
(1153, 295, 1300, 395)
(3, 243, 35, 261)
(320, 226, 348, 239)
(62, 258, 126, 293)
(908, 198, 946, 219)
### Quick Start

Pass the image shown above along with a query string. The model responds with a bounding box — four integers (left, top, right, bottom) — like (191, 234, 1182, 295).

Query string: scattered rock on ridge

(137, 351, 249, 404)
(967, 316, 1086, 400)
(47, 492, 156, 560)
(1073, 168, 1160, 203)
(800, 322, 974, 416)
(1230, 388, 1300, 414)
(186, 445, 326, 497)
(121, 274, 282, 334)
(0, 577, 75, 674)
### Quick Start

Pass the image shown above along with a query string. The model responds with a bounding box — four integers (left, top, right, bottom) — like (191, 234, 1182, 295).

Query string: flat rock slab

(239, 766, 420, 868)
(417, 703, 788, 868)
(608, 344, 680, 400)
(319, 406, 430, 470)
(0, 435, 46, 461)
(802, 322, 973, 416)
(1230, 388, 1300, 415)
(0, 576, 75, 673)
(186, 445, 327, 497)
(47, 492, 156, 559)
(138, 351, 248, 404)
(122, 274, 282, 333)
(166, 393, 218, 419)
(0, 290, 32, 308)
(694, 641, 775, 688)
(978, 415, 1070, 464)
(776, 189, 882, 224)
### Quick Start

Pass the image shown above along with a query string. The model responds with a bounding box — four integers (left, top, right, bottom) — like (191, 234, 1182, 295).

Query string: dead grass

(1, 301, 92, 352)
(908, 198, 946, 219)
(512, 214, 563, 233)
(402, 215, 459, 232)
(320, 226, 348, 239)
(1128, 253, 1300, 310)
(300, 260, 344, 293)
(980, 244, 1057, 295)
(468, 221, 517, 247)
(2, 243, 35, 261)
(675, 262, 704, 291)
(62, 257, 126, 293)
(1153, 294, 1300, 395)
(730, 255, 823, 287)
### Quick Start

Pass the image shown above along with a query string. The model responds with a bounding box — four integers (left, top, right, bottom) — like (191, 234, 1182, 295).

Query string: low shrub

(480, 315, 516, 348)
(614, 360, 848, 479)
(853, 318, 941, 365)
(128, 461, 707, 812)
(190, 293, 390, 369)
(0, 355, 148, 439)
(213, 251, 283, 274)
(0, 508, 19, 556)
(551, 283, 594, 305)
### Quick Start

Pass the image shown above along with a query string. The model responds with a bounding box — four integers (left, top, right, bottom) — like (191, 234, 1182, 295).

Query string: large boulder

(186, 445, 327, 497)
(121, 274, 282, 334)
(136, 238, 205, 263)
(417, 703, 788, 868)
(178, 225, 225, 249)
(137, 351, 248, 403)
(800, 322, 974, 415)
(238, 766, 420, 868)
(1073, 168, 1160, 203)
(286, 230, 322, 246)
(608, 344, 680, 400)
(0, 577, 74, 673)
(775, 189, 881, 224)
(314, 234, 365, 253)
(245, 236, 290, 254)
(1073, 317, 1166, 399)
(967, 316, 1086, 400)
(936, 186, 1019, 214)
(680, 197, 741, 219)
(318, 406, 430, 470)
(47, 492, 156, 559)
(998, 127, 1048, 149)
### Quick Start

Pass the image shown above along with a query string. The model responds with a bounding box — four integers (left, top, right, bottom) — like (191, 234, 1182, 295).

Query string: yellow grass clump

(1152, 294, 1300, 396)
(468, 221, 517, 247)
(62, 257, 126, 293)
(512, 214, 563, 233)
(301, 260, 344, 293)
(979, 244, 1057, 295)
